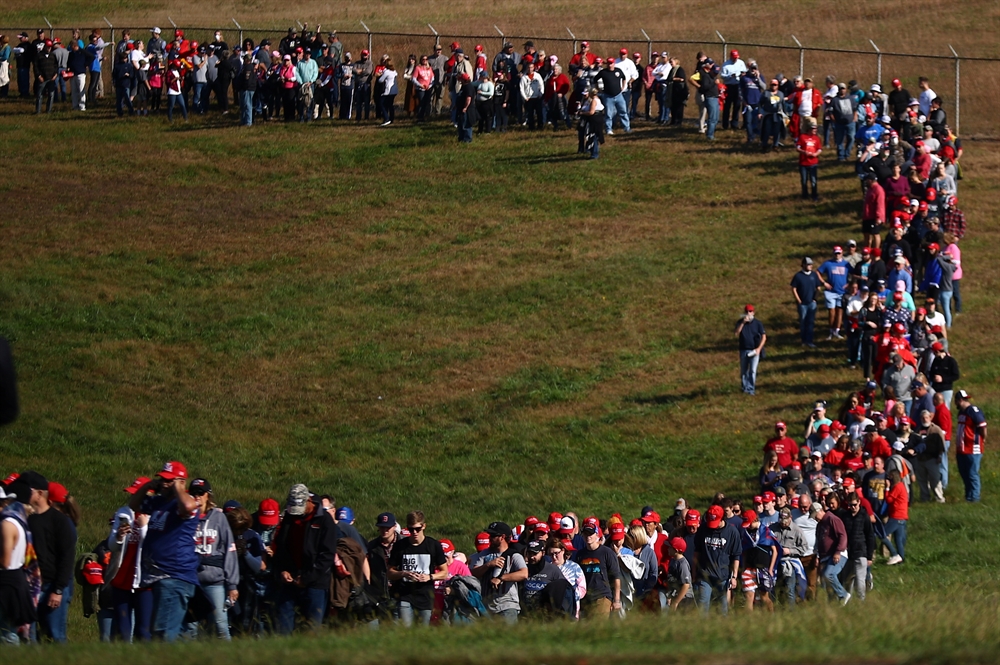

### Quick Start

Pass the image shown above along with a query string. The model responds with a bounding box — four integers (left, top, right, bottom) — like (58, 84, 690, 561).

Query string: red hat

(594, 57, 603, 64)
(547, 511, 563, 529)
(745, 304, 755, 313)
(475, 44, 483, 52)
(790, 461, 802, 470)
(833, 245, 843, 254)
(930, 324, 944, 334)
(124, 476, 150, 494)
(533, 523, 550, 536)
(607, 57, 615, 65)
(741, 509, 758, 527)
(892, 322, 907, 334)
(916, 307, 927, 315)
(834, 418, 849, 428)
(609, 522, 626, 540)
(629, 518, 644, 527)
(668, 536, 687, 553)
(401, 528, 411, 538)
(706, 505, 724, 529)
(730, 49, 739, 59)
(931, 341, 944, 352)
(561, 537, 576, 552)
(44, 39, 53, 47)
(862, 246, 871, 254)
(295, 46, 303, 53)
(449, 41, 460, 50)
(762, 491, 776, 504)
(893, 292, 904, 301)
(475, 532, 490, 551)
(684, 509, 701, 526)
(892, 78, 901, 87)
(753, 495, 763, 504)
(3, 473, 20, 486)
(619, 48, 628, 55)
(919, 201, 928, 211)
(633, 52, 641, 58)
(48, 482, 68, 504)
(440, 539, 455, 555)
(791, 495, 800, 508)
(640, 510, 661, 524)
(925, 188, 937, 201)
(581, 41, 590, 48)
(872, 247, 882, 258)
(522, 54, 534, 64)
(175, 29, 184, 37)
(524, 516, 540, 528)
(157, 460, 188, 480)
(558, 516, 575, 535)
(927, 242, 940, 252)
(258, 498, 280, 526)
(775, 421, 787, 429)
(361, 49, 369, 56)
(81, 560, 104, 585)
(842, 477, 856, 489)
(581, 516, 600, 533)
(818, 423, 831, 433)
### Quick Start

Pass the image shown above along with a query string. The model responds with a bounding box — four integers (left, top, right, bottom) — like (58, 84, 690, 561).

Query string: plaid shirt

(942, 208, 966, 240)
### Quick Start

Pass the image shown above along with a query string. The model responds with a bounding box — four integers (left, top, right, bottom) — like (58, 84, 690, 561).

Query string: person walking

(796, 118, 822, 200)
(813, 502, 851, 605)
(955, 390, 986, 503)
(790, 257, 827, 348)
(735, 304, 767, 395)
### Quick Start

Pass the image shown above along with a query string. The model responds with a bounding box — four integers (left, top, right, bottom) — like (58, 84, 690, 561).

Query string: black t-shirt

(522, 560, 565, 608)
(595, 68, 624, 97)
(457, 82, 475, 113)
(572, 544, 621, 601)
(738, 318, 765, 351)
(27, 507, 77, 588)
(791, 270, 821, 304)
(694, 523, 742, 583)
(388, 536, 446, 611)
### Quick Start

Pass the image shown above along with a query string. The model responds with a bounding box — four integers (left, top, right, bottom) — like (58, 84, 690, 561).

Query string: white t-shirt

(130, 48, 147, 70)
(925, 311, 946, 329)
(615, 57, 638, 86)
(919, 88, 936, 117)
(379, 68, 398, 96)
(2, 517, 26, 570)
(798, 91, 813, 116)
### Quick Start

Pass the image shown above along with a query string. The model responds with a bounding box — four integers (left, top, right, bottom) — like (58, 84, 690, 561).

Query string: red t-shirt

(864, 435, 892, 461)
(797, 134, 821, 166)
(764, 436, 796, 469)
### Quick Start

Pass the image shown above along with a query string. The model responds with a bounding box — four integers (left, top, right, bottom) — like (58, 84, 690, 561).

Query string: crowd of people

(0, 26, 968, 159)
(0, 379, 987, 644)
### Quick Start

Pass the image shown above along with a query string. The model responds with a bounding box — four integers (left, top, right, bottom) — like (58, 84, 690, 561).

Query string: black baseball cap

(486, 521, 512, 539)
(188, 478, 212, 496)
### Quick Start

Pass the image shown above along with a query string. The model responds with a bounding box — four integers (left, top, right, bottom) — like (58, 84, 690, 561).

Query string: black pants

(339, 85, 353, 119)
(723, 84, 741, 128)
(670, 101, 685, 125)
(354, 82, 371, 120)
(282, 86, 297, 121)
(383, 93, 396, 122)
(524, 97, 543, 130)
(476, 99, 494, 133)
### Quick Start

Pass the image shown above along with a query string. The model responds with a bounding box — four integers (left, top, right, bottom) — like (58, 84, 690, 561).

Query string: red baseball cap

(475, 532, 490, 551)
(619, 48, 628, 55)
(581, 41, 589, 47)
(684, 509, 701, 526)
(258, 498, 280, 526)
(48, 482, 68, 504)
(775, 421, 786, 429)
(524, 515, 540, 528)
(833, 245, 843, 253)
(919, 201, 928, 211)
(892, 78, 901, 87)
(547, 512, 563, 529)
(561, 537, 576, 552)
(360, 49, 369, 56)
(730, 49, 739, 59)
(668, 536, 687, 553)
(790, 461, 802, 470)
(927, 243, 940, 252)
(440, 539, 455, 555)
(581, 516, 600, 533)
(609, 523, 626, 540)
(630, 518, 644, 527)
(931, 341, 944, 352)
(157, 460, 188, 480)
(533, 523, 550, 536)
(2, 473, 19, 486)
(475, 44, 483, 52)
(640, 510, 661, 524)
(754, 495, 763, 504)
(81, 560, 104, 585)
(893, 292, 904, 301)
(762, 491, 776, 503)
(818, 423, 831, 433)
(706, 505, 724, 528)
(745, 304, 755, 313)
(842, 478, 856, 489)
(741, 509, 758, 527)
(124, 476, 150, 494)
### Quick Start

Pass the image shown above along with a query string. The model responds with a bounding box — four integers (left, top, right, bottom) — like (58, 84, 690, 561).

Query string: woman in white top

(1, 487, 35, 644)
(378, 59, 398, 126)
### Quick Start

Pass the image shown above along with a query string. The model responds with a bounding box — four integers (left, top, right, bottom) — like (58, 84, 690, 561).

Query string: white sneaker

(886, 555, 903, 565)
(607, 129, 614, 135)
(840, 592, 851, 606)
(380, 120, 392, 126)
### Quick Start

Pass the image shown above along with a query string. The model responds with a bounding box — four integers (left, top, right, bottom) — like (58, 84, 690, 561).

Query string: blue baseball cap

(336, 506, 354, 522)
(375, 512, 396, 528)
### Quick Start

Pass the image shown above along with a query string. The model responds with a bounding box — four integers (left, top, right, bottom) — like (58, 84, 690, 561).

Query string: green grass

(0, 94, 998, 661)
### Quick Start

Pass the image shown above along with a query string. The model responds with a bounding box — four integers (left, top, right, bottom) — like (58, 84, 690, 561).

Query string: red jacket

(863, 182, 885, 223)
(886, 482, 909, 520)
(934, 403, 952, 441)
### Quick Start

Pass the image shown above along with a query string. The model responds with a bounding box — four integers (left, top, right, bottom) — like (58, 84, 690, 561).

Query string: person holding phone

(107, 477, 152, 641)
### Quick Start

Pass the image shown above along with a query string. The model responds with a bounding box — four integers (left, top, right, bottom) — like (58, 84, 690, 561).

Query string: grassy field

(0, 47, 998, 661)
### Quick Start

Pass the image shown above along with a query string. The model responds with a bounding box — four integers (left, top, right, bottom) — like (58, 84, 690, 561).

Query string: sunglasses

(409, 525, 424, 533)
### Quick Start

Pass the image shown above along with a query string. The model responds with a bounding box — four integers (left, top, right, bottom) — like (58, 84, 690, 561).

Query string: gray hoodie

(194, 507, 239, 590)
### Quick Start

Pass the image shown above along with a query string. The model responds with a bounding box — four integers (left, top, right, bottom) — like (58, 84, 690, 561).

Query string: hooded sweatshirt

(194, 507, 239, 591)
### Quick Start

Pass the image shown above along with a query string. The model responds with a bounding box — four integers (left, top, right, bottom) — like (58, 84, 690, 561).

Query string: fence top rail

(2, 25, 997, 61)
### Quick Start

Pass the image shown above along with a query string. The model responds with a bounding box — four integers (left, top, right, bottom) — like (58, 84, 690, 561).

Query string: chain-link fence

(4, 23, 997, 137)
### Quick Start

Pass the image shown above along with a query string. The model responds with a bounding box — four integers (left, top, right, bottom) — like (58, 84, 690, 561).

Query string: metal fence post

(494, 25, 504, 55)
(296, 20, 304, 31)
(428, 23, 439, 49)
(233, 18, 243, 47)
(949, 45, 960, 135)
(716, 30, 726, 62)
(791, 35, 803, 78)
(359, 20, 372, 55)
(103, 16, 113, 48)
(640, 28, 651, 63)
(869, 39, 881, 85)
(43, 16, 53, 39)
(566, 27, 577, 55)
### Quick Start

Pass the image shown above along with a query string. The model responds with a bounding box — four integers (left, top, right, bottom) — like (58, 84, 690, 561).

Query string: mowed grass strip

(0, 97, 997, 652)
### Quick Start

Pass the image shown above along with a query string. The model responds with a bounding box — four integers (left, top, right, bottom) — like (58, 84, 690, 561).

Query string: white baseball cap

(152, 27, 161, 34)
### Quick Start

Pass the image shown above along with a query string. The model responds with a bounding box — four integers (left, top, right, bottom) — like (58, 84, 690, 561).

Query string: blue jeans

(604, 92, 629, 133)
(167, 93, 187, 121)
(695, 578, 729, 615)
(18, 66, 31, 97)
(704, 96, 719, 139)
(956, 453, 981, 502)
(192, 82, 205, 113)
(820, 555, 848, 600)
(97, 608, 114, 642)
(761, 114, 780, 149)
(940, 439, 950, 489)
(797, 301, 817, 345)
(952, 278, 962, 312)
(112, 586, 154, 642)
(740, 350, 760, 394)
(457, 112, 473, 143)
(884, 518, 908, 558)
(152, 578, 196, 642)
(938, 290, 953, 328)
(396, 600, 432, 627)
(37, 582, 73, 643)
(744, 105, 760, 141)
(800, 165, 818, 199)
(240, 90, 254, 126)
(36, 80, 56, 113)
(185, 582, 231, 640)
(833, 121, 856, 160)
(656, 82, 670, 123)
(275, 585, 327, 635)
